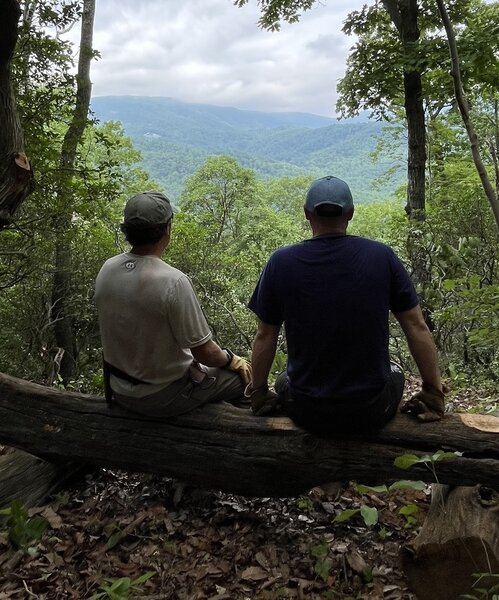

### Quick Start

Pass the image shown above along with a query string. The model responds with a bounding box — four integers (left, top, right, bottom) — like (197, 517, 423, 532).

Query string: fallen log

(402, 484, 499, 600)
(0, 372, 498, 497)
(0, 449, 82, 508)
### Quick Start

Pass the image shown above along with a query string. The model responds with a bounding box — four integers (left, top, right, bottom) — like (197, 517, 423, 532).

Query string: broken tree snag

(402, 484, 499, 600)
(0, 449, 82, 508)
(0, 0, 34, 229)
(0, 372, 497, 497)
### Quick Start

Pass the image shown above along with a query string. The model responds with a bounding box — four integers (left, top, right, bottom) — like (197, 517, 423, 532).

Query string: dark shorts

(275, 361, 405, 435)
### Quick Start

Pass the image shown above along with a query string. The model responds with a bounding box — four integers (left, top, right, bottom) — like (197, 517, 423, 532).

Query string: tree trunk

(382, 0, 426, 218)
(402, 484, 499, 600)
(0, 449, 82, 508)
(382, 0, 433, 317)
(0, 0, 33, 228)
(51, 0, 95, 384)
(0, 372, 497, 498)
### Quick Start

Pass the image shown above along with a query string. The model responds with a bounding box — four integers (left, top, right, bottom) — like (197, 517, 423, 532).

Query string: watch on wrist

(222, 347, 233, 368)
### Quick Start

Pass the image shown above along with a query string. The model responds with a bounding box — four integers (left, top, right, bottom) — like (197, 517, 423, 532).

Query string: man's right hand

(245, 384, 279, 416)
(401, 383, 445, 422)
(226, 353, 252, 386)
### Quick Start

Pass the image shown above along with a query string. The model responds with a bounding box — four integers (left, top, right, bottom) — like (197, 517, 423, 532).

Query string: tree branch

(436, 0, 499, 232)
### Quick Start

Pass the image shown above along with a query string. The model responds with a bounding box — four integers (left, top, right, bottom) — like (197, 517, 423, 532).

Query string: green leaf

(310, 543, 328, 559)
(360, 505, 378, 528)
(355, 484, 388, 494)
(431, 450, 463, 462)
(314, 558, 333, 582)
(394, 454, 423, 469)
(399, 503, 419, 517)
(106, 528, 124, 550)
(131, 572, 155, 586)
(388, 480, 427, 491)
(334, 508, 360, 523)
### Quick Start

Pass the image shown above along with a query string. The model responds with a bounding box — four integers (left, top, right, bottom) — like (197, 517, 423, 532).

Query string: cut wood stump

(0, 372, 498, 498)
(402, 484, 499, 600)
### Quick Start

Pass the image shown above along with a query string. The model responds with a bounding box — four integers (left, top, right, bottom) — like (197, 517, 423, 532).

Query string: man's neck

(130, 230, 170, 257)
(311, 225, 347, 237)
(130, 246, 161, 257)
(130, 241, 166, 257)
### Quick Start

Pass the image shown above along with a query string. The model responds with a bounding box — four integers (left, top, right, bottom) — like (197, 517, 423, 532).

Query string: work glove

(244, 383, 279, 416)
(401, 382, 445, 422)
(223, 349, 252, 386)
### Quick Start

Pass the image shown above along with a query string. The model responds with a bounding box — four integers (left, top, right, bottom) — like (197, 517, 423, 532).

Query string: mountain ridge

(91, 96, 404, 202)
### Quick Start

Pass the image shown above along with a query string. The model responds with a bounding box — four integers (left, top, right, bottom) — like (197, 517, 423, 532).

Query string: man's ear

(304, 207, 313, 222)
(346, 207, 355, 221)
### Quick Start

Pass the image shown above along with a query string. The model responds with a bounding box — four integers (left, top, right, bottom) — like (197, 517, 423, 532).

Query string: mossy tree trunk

(0, 0, 33, 228)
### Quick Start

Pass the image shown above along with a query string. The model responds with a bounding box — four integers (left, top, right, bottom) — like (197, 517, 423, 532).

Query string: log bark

(0, 449, 82, 508)
(402, 484, 499, 600)
(0, 372, 498, 498)
(0, 0, 34, 228)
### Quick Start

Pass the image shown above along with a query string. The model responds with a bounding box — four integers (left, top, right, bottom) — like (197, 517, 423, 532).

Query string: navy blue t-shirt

(248, 234, 419, 402)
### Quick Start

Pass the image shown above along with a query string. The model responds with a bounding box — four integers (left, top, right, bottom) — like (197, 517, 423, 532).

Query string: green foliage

(0, 500, 48, 550)
(93, 96, 405, 205)
(297, 496, 314, 511)
(461, 573, 499, 600)
(337, 0, 499, 120)
(398, 503, 419, 528)
(3, 0, 498, 402)
(89, 572, 155, 600)
(310, 541, 333, 582)
(394, 450, 463, 470)
(334, 505, 378, 529)
(335, 480, 427, 534)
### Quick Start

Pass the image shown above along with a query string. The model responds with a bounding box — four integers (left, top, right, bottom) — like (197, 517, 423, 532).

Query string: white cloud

(79, 0, 365, 116)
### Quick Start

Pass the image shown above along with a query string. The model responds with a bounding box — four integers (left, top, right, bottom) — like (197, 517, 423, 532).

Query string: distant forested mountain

(91, 96, 405, 202)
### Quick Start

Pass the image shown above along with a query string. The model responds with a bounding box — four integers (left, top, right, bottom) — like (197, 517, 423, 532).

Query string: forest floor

(0, 378, 496, 600)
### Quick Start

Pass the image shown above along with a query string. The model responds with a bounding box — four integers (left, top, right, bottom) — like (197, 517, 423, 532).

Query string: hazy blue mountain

(91, 96, 404, 202)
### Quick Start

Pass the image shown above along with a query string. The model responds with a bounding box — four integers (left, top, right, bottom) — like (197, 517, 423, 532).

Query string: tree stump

(402, 484, 499, 600)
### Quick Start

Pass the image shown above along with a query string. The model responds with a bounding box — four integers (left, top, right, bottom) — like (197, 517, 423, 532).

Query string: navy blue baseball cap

(305, 176, 354, 215)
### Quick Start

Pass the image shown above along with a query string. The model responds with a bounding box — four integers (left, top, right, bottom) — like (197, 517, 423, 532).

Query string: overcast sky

(85, 0, 363, 117)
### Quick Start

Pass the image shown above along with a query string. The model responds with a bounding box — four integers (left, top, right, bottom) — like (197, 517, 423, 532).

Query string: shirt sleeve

(389, 250, 420, 314)
(168, 275, 212, 348)
(248, 257, 284, 326)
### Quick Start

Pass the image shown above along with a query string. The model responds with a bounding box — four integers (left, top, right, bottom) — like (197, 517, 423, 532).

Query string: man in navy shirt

(247, 176, 444, 433)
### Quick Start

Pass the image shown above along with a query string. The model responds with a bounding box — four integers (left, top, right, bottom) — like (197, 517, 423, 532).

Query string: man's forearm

(251, 322, 280, 389)
(191, 339, 230, 367)
(406, 329, 441, 390)
(396, 306, 441, 390)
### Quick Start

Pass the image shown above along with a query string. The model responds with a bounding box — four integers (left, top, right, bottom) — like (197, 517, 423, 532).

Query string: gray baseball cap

(123, 191, 175, 227)
(305, 176, 354, 214)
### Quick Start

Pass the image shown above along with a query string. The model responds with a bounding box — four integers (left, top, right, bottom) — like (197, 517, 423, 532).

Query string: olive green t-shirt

(95, 253, 211, 398)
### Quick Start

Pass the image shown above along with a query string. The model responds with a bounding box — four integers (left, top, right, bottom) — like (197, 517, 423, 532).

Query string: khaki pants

(113, 365, 247, 418)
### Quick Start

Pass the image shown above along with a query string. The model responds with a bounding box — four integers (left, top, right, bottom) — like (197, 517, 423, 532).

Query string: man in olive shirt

(96, 191, 251, 416)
